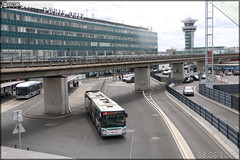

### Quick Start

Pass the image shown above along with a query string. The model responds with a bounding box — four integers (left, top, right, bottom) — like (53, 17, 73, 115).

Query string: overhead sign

(13, 123, 25, 134)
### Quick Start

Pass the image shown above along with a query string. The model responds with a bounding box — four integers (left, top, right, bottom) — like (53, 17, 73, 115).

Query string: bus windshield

(17, 87, 29, 96)
(102, 112, 126, 128)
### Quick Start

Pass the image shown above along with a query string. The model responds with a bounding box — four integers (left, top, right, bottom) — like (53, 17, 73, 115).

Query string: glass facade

(1, 8, 158, 60)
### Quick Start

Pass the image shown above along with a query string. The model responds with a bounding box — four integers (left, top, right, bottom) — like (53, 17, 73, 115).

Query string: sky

(18, 1, 239, 52)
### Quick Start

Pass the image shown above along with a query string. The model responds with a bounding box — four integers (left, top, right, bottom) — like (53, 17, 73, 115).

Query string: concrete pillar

(135, 67, 150, 91)
(197, 61, 204, 74)
(172, 63, 184, 82)
(43, 76, 70, 115)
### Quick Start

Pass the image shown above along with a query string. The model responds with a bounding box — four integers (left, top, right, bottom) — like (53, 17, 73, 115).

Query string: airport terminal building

(1, 7, 158, 60)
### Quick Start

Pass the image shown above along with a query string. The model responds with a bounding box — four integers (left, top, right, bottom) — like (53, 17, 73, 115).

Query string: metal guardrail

(199, 84, 239, 111)
(199, 84, 232, 107)
(151, 74, 240, 148)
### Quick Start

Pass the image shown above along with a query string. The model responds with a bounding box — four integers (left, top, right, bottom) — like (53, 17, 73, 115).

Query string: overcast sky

(20, 1, 239, 52)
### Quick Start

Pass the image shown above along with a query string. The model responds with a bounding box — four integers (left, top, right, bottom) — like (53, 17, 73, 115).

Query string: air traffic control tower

(181, 17, 197, 50)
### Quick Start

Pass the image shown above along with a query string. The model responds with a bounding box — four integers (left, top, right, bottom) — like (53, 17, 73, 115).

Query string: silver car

(183, 86, 194, 96)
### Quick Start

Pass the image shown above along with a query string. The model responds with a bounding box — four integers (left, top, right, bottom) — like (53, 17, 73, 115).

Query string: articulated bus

(85, 90, 128, 136)
(16, 81, 43, 99)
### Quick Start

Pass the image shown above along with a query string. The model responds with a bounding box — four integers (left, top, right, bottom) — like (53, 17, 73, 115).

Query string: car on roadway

(233, 71, 239, 75)
(183, 86, 194, 96)
(162, 70, 172, 75)
(122, 74, 134, 82)
(190, 74, 200, 81)
(201, 74, 206, 79)
(183, 77, 193, 83)
(125, 75, 134, 83)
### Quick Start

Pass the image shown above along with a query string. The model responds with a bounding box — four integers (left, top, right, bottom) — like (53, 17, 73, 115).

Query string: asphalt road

(173, 81, 239, 130)
(1, 77, 235, 159)
(1, 79, 182, 159)
(150, 79, 229, 159)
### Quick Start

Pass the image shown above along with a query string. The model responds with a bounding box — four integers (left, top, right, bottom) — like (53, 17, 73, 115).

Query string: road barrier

(151, 74, 240, 148)
(199, 84, 239, 111)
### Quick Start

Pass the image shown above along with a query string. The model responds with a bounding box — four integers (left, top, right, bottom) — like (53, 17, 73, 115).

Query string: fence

(199, 84, 239, 111)
(213, 84, 240, 95)
(151, 74, 240, 148)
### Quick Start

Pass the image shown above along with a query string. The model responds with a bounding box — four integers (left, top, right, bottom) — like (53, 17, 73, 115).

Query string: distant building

(1, 7, 158, 60)
(181, 17, 197, 50)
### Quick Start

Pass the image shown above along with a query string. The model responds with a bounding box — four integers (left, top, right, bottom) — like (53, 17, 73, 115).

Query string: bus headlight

(122, 128, 126, 133)
(102, 129, 107, 133)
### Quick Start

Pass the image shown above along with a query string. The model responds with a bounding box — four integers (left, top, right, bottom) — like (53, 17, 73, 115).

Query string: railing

(2, 53, 237, 69)
(1, 54, 204, 68)
(151, 74, 240, 148)
(199, 84, 239, 111)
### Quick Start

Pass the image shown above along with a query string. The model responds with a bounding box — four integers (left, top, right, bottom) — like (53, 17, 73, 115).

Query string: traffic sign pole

(18, 121, 21, 149)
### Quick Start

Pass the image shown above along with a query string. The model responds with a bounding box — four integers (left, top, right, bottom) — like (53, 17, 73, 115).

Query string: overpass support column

(172, 63, 184, 82)
(135, 67, 150, 91)
(43, 76, 70, 115)
(197, 61, 204, 74)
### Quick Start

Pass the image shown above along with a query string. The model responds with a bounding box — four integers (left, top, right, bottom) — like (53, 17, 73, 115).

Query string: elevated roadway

(1, 53, 238, 81)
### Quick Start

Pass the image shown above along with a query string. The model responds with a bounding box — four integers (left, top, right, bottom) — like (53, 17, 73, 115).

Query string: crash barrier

(150, 72, 169, 82)
(151, 74, 240, 148)
(213, 84, 240, 95)
(199, 84, 239, 111)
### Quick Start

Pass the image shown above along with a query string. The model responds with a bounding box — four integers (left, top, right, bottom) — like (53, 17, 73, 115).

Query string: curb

(143, 91, 195, 159)
(165, 86, 239, 159)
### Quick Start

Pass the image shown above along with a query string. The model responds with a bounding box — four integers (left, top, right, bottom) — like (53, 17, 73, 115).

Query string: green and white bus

(85, 90, 128, 136)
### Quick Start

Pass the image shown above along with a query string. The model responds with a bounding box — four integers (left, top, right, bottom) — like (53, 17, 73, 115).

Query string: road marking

(194, 85, 239, 115)
(74, 133, 89, 159)
(129, 129, 135, 159)
(151, 137, 160, 140)
(1, 98, 17, 106)
(143, 91, 194, 159)
(1, 93, 42, 113)
(217, 115, 226, 121)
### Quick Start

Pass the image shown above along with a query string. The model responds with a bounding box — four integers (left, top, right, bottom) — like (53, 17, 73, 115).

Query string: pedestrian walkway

(1, 146, 71, 159)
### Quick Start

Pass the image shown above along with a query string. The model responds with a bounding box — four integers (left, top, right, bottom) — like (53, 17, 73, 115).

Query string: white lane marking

(1, 98, 16, 106)
(74, 133, 89, 159)
(129, 129, 135, 159)
(194, 85, 239, 115)
(218, 115, 226, 121)
(143, 91, 194, 159)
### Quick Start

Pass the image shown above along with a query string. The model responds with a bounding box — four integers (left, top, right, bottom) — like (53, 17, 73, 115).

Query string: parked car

(162, 70, 172, 75)
(183, 86, 194, 96)
(183, 77, 193, 83)
(125, 75, 134, 83)
(122, 74, 134, 82)
(190, 74, 200, 81)
(233, 71, 239, 75)
(201, 74, 206, 79)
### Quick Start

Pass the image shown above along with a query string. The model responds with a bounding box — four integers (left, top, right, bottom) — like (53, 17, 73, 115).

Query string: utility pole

(205, 0, 214, 88)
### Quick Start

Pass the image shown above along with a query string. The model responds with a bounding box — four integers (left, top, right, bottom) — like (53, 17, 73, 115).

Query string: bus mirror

(125, 113, 128, 117)
(99, 117, 102, 121)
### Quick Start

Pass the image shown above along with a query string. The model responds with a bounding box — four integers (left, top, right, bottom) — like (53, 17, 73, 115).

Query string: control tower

(181, 17, 197, 50)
